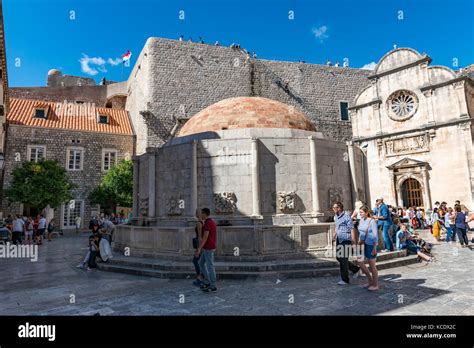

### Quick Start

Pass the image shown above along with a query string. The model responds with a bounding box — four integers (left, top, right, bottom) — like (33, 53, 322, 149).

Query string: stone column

(251, 137, 261, 217)
(132, 155, 140, 218)
(347, 141, 359, 204)
(190, 140, 198, 216)
(397, 186, 404, 208)
(309, 136, 322, 219)
(422, 169, 432, 212)
(147, 149, 156, 218)
(388, 169, 399, 207)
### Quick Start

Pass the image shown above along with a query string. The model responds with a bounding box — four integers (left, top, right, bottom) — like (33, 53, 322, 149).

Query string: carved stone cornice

(353, 116, 472, 143)
(348, 98, 382, 111)
(420, 76, 469, 93)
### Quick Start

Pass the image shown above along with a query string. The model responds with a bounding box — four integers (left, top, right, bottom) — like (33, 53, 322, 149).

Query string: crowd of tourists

(0, 213, 56, 245)
(333, 198, 473, 291)
(178, 35, 258, 59)
(75, 207, 219, 291)
(428, 201, 472, 246)
(326, 59, 347, 67)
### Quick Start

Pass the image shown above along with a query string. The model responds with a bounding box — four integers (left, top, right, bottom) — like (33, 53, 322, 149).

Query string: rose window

(386, 90, 418, 121)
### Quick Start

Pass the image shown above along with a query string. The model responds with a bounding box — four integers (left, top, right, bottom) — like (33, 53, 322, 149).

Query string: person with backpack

(24, 216, 34, 245)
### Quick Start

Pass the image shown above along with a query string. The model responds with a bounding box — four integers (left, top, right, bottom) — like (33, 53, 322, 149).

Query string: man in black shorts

(36, 214, 47, 245)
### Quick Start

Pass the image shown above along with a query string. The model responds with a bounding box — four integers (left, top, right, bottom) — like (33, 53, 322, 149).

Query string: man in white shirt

(12, 214, 25, 245)
(36, 214, 47, 245)
(75, 216, 82, 233)
(102, 219, 116, 241)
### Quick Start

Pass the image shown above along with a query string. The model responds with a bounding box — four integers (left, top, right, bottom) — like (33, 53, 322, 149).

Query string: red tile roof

(7, 98, 134, 135)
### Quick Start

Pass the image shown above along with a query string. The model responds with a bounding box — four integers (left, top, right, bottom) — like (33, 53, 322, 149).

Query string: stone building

(123, 37, 371, 154)
(116, 97, 366, 260)
(46, 69, 96, 88)
(2, 98, 135, 229)
(10, 70, 127, 110)
(350, 48, 474, 212)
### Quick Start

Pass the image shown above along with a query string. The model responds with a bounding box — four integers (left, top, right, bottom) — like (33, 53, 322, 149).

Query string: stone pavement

(0, 231, 472, 316)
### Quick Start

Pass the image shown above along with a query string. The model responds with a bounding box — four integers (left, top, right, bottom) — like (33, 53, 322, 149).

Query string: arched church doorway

(401, 178, 424, 208)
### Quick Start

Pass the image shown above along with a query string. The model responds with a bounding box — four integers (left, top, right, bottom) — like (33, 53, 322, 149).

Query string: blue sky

(4, 0, 474, 87)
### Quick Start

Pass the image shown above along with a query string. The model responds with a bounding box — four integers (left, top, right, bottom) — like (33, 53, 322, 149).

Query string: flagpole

(121, 61, 124, 81)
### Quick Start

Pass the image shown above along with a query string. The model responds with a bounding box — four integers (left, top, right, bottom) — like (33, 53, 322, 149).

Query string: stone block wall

(252, 59, 370, 141)
(465, 81, 474, 140)
(313, 139, 353, 214)
(9, 81, 128, 109)
(126, 37, 371, 153)
(138, 153, 150, 215)
(156, 143, 193, 217)
(259, 137, 312, 215)
(47, 74, 95, 87)
(144, 38, 253, 151)
(198, 138, 253, 216)
(114, 223, 333, 261)
(10, 86, 108, 106)
(135, 129, 356, 223)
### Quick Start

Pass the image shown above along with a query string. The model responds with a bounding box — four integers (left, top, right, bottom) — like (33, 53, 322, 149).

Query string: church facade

(350, 48, 474, 212)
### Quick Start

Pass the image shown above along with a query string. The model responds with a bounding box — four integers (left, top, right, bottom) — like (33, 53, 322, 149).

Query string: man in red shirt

(196, 208, 217, 292)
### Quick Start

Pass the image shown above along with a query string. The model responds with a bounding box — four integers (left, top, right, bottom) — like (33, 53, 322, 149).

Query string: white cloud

(79, 54, 107, 76)
(107, 58, 122, 66)
(361, 62, 377, 70)
(79, 55, 125, 76)
(312, 25, 329, 42)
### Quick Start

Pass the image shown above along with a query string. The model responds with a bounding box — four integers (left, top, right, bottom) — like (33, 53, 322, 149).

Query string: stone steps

(102, 249, 406, 271)
(97, 250, 418, 280)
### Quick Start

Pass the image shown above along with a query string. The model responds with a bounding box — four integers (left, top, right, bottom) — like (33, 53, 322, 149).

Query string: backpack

(25, 220, 33, 231)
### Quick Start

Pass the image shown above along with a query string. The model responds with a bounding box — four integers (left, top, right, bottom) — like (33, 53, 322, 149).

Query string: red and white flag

(122, 50, 132, 62)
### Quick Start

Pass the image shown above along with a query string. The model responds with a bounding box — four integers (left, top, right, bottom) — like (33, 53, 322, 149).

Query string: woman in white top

(357, 206, 379, 291)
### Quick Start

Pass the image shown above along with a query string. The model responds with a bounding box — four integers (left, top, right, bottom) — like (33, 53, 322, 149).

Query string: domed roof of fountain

(178, 97, 316, 137)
